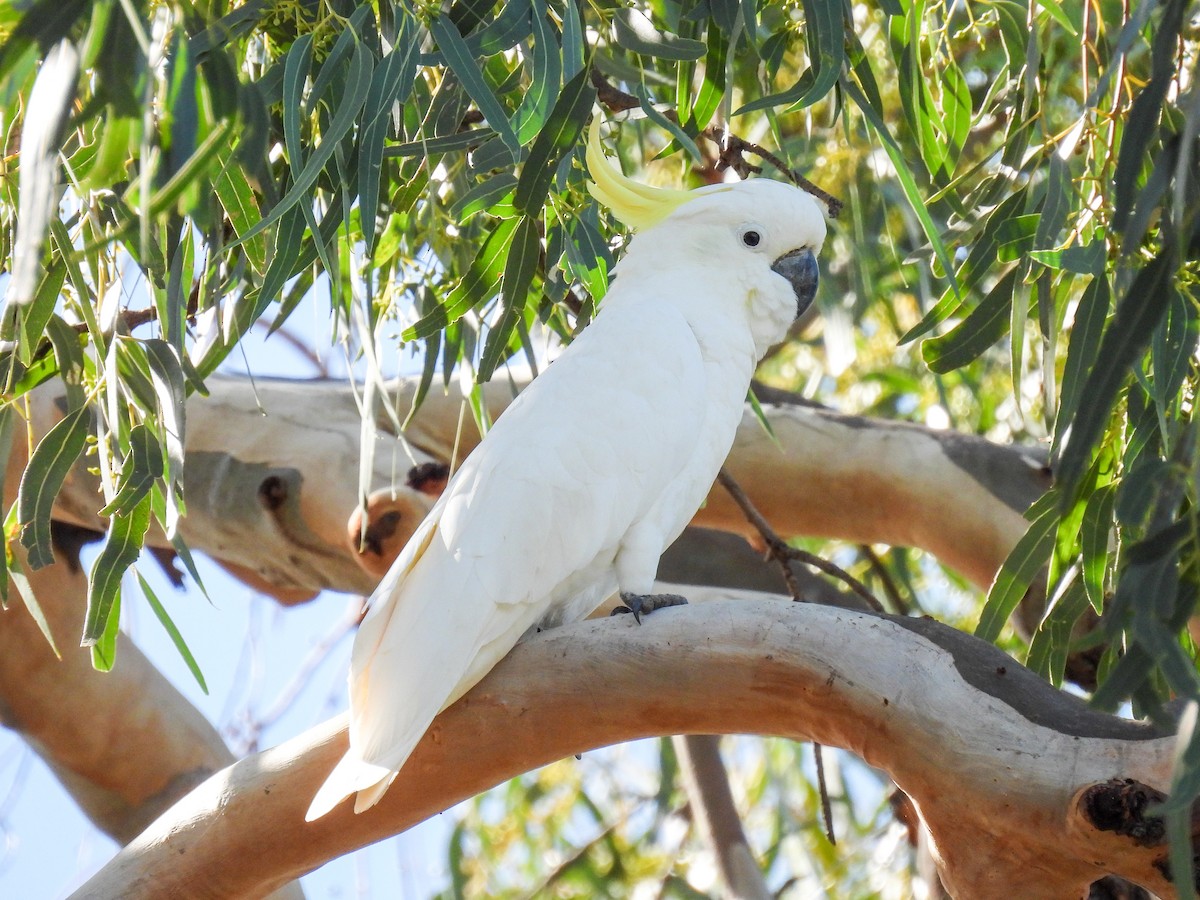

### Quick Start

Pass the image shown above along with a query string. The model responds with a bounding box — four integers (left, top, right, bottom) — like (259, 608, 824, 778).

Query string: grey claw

(615, 591, 689, 625)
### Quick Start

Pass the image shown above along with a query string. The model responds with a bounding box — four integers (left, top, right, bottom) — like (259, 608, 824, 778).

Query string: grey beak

(771, 248, 819, 318)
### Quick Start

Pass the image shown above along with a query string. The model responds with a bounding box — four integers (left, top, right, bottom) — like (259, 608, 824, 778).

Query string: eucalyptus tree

(1, 0, 1198, 895)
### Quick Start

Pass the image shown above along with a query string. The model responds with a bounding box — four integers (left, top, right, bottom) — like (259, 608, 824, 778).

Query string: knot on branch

(348, 489, 432, 578)
(1080, 779, 1168, 847)
(405, 462, 450, 497)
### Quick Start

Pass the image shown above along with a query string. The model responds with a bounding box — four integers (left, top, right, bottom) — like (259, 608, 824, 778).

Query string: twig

(858, 544, 910, 615)
(715, 467, 885, 613)
(590, 69, 844, 218)
(813, 742, 837, 845)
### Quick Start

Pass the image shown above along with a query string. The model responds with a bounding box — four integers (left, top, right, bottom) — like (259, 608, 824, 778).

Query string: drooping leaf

(83, 493, 151, 648)
(403, 217, 520, 340)
(513, 65, 595, 215)
(431, 14, 522, 156)
(479, 215, 541, 381)
(921, 268, 1018, 373)
(613, 8, 706, 61)
(17, 406, 90, 570)
(4, 39, 78, 316)
(359, 10, 421, 255)
(976, 491, 1058, 643)
(512, 0, 561, 145)
(137, 569, 207, 693)
(1058, 249, 1176, 499)
(233, 40, 373, 246)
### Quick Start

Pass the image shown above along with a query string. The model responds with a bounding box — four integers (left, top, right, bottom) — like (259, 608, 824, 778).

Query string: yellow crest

(585, 117, 700, 231)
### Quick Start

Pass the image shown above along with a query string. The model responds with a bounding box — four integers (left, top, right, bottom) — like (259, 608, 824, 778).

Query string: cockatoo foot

(611, 591, 689, 624)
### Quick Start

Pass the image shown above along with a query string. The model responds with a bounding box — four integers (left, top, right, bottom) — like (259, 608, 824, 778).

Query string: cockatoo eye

(741, 229, 762, 247)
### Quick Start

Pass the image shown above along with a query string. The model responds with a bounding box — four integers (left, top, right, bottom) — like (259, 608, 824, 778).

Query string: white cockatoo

(307, 119, 826, 820)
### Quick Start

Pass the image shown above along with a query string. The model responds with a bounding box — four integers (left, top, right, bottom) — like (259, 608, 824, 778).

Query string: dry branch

(75, 598, 1174, 900)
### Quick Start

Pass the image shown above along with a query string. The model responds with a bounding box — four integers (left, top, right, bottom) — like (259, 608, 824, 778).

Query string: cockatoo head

(586, 118, 827, 352)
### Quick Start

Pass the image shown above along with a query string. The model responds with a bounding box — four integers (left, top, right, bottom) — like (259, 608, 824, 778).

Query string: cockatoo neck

(607, 234, 795, 362)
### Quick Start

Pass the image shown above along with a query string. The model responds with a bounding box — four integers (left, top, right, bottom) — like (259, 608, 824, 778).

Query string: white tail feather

(305, 750, 395, 821)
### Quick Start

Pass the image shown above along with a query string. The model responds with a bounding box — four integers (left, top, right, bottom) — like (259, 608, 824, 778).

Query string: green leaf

(842, 75, 959, 301)
(1166, 705, 1200, 900)
(6, 528, 60, 657)
(0, 0, 88, 83)
(419, 0, 532, 65)
(565, 213, 611, 302)
(6, 38, 78, 313)
(512, 0, 561, 144)
(939, 58, 972, 155)
(1151, 287, 1198, 413)
(1053, 275, 1110, 455)
(479, 215, 541, 381)
(1029, 241, 1105, 275)
(250, 205, 307, 335)
(1027, 578, 1089, 685)
(0, 408, 15, 606)
(386, 129, 496, 158)
(1113, 0, 1187, 234)
(1034, 154, 1070, 251)
(613, 8, 706, 60)
(233, 40, 373, 247)
(137, 569, 207, 693)
(513, 66, 595, 216)
(17, 406, 90, 570)
(12, 263, 66, 365)
(636, 84, 703, 162)
(90, 583, 120, 670)
(902, 190, 1028, 343)
(403, 217, 520, 340)
(1058, 249, 1176, 499)
(431, 14, 522, 156)
(83, 493, 151, 647)
(562, 0, 585, 79)
(786, 0, 846, 111)
(359, 11, 421, 255)
(976, 492, 1058, 643)
(1081, 484, 1115, 612)
(451, 173, 519, 221)
(921, 268, 1018, 373)
(188, 0, 270, 60)
(690, 21, 728, 130)
(213, 147, 267, 274)
(99, 424, 163, 518)
(306, 6, 372, 112)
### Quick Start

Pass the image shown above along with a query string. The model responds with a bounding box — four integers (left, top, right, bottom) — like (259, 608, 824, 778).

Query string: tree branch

(674, 735, 772, 900)
(36, 375, 1047, 601)
(75, 599, 1174, 899)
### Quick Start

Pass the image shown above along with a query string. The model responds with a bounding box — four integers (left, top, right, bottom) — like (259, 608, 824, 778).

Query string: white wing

(307, 299, 708, 819)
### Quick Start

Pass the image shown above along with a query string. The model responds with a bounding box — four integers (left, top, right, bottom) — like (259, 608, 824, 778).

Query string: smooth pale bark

(36, 375, 1047, 597)
(73, 598, 1174, 900)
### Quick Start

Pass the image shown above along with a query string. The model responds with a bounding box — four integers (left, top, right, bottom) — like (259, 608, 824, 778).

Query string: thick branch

(35, 376, 1047, 598)
(77, 599, 1172, 900)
